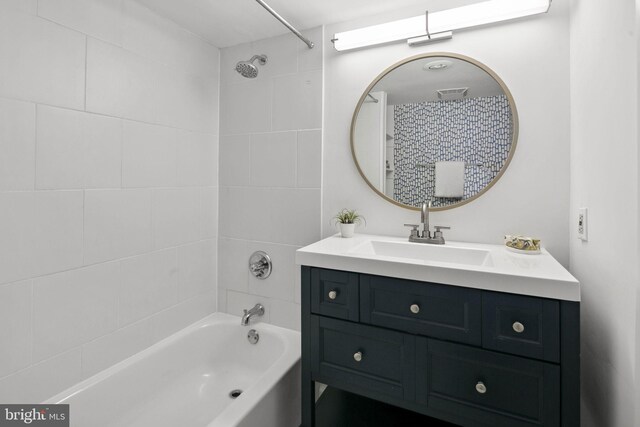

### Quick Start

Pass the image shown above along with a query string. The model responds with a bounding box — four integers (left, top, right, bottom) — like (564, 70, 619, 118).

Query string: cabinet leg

(301, 378, 315, 427)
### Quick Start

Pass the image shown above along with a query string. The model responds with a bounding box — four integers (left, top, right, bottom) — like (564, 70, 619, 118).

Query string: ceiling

(136, 0, 485, 48)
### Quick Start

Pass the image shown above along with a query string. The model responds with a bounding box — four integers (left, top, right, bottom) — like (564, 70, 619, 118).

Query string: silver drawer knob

(353, 351, 363, 362)
(512, 321, 525, 333)
(410, 304, 420, 314)
(328, 290, 338, 300)
(476, 381, 487, 394)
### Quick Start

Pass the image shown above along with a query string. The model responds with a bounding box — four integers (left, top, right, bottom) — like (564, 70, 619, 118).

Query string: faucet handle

(434, 226, 451, 232)
(404, 224, 420, 238)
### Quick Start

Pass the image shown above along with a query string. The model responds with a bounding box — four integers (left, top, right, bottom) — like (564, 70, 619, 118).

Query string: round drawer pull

(353, 351, 363, 362)
(410, 304, 420, 314)
(475, 381, 487, 394)
(512, 321, 525, 333)
(328, 290, 338, 300)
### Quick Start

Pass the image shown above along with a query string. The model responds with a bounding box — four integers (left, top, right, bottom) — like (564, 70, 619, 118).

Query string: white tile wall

(177, 131, 217, 187)
(218, 238, 250, 293)
(178, 240, 216, 301)
(0, 281, 33, 378)
(152, 188, 202, 249)
(0, 1, 219, 403)
(1, 0, 37, 14)
(37, 0, 124, 46)
(201, 187, 219, 239)
(119, 250, 179, 326)
(36, 106, 123, 190)
(81, 318, 153, 379)
(0, 98, 36, 191)
(0, 191, 85, 285)
(220, 135, 251, 186)
(150, 292, 216, 342)
(122, 121, 177, 188)
(86, 38, 217, 133)
(0, 10, 86, 109)
(250, 132, 297, 187)
(0, 350, 82, 404)
(220, 80, 271, 135)
(84, 189, 153, 264)
(219, 187, 321, 246)
(297, 130, 322, 188)
(33, 263, 120, 362)
(122, 0, 219, 78)
(272, 71, 323, 131)
(218, 29, 323, 331)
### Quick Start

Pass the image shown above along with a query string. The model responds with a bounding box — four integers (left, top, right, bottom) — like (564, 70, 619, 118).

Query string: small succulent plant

(332, 209, 366, 226)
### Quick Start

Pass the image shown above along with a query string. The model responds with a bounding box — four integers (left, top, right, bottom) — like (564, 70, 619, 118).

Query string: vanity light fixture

(331, 0, 551, 51)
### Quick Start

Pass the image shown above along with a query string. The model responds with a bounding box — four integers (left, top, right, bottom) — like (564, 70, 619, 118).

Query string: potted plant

(333, 209, 365, 238)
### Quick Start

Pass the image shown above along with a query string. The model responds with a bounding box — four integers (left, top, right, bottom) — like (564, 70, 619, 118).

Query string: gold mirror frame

(350, 52, 519, 212)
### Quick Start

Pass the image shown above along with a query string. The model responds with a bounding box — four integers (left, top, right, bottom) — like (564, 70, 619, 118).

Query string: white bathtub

(45, 313, 301, 427)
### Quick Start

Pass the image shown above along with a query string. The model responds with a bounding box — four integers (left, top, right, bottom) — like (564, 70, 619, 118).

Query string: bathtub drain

(229, 389, 243, 399)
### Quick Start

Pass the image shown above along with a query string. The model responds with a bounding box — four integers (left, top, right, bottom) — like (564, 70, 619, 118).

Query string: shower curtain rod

(255, 0, 315, 49)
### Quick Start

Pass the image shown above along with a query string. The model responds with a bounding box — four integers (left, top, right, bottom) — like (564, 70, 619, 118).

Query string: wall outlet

(577, 208, 588, 241)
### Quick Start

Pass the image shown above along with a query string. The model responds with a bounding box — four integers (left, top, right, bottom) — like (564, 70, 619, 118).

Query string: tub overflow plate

(247, 329, 259, 345)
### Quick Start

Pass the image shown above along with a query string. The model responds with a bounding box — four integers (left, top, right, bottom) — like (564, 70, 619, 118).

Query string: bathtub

(45, 313, 301, 427)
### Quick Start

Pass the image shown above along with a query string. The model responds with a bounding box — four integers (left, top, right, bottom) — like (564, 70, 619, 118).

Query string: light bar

(332, 0, 551, 51)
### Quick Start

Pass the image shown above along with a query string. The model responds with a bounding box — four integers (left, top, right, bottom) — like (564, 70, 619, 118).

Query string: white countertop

(296, 234, 580, 302)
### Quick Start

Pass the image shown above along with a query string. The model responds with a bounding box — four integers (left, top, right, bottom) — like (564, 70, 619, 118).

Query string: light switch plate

(577, 208, 588, 241)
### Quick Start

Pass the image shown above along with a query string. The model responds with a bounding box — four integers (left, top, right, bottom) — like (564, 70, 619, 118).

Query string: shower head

(235, 55, 268, 78)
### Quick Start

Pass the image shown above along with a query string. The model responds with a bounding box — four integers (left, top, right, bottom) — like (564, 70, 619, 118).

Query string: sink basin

(349, 240, 493, 267)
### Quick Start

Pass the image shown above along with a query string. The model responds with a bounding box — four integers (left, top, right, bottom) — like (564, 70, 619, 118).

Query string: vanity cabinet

(301, 266, 580, 427)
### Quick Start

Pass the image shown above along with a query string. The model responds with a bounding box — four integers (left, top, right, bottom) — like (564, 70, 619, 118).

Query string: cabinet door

(361, 275, 482, 345)
(311, 316, 415, 400)
(417, 338, 560, 427)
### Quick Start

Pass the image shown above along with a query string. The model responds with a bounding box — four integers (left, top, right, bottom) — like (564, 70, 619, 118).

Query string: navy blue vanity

(300, 266, 580, 427)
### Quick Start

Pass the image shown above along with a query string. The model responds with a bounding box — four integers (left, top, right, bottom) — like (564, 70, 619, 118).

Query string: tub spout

(241, 304, 265, 326)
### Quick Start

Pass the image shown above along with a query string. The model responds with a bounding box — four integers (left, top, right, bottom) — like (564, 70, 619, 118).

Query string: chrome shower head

(235, 55, 268, 78)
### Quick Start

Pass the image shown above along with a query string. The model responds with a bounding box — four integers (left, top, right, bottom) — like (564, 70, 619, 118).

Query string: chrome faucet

(241, 304, 265, 326)
(404, 201, 451, 245)
(421, 201, 430, 235)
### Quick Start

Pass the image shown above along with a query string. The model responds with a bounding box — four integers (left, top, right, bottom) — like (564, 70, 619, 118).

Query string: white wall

(217, 28, 323, 331)
(570, 0, 639, 425)
(323, 2, 571, 265)
(0, 0, 219, 403)
(637, 3, 640, 423)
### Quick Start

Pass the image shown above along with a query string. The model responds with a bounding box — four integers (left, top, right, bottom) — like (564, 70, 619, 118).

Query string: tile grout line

(0, 237, 217, 288)
(32, 10, 215, 81)
(0, 95, 217, 136)
(29, 280, 34, 375)
(84, 35, 88, 111)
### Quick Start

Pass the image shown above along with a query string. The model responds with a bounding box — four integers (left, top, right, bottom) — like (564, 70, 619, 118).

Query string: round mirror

(351, 53, 518, 211)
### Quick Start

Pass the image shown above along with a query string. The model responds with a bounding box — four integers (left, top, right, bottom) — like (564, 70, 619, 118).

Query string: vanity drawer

(360, 275, 482, 345)
(310, 268, 359, 321)
(310, 316, 415, 400)
(417, 339, 560, 427)
(482, 292, 560, 363)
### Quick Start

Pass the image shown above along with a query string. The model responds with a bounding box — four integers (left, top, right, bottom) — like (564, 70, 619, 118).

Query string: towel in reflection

(435, 161, 465, 198)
